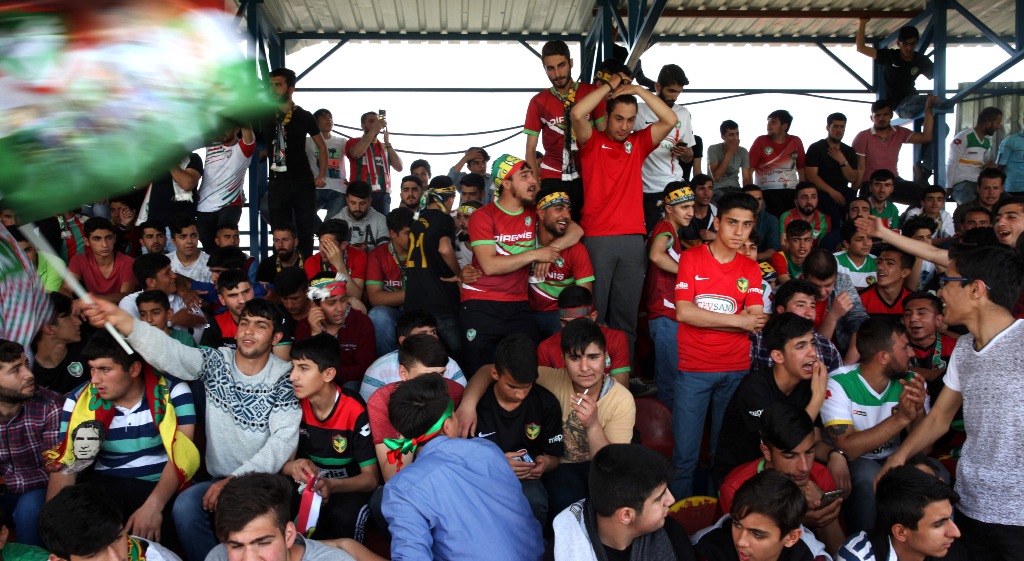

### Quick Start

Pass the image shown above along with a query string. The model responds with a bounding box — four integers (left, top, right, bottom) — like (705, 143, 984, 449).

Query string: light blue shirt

(382, 436, 543, 561)
(996, 131, 1024, 192)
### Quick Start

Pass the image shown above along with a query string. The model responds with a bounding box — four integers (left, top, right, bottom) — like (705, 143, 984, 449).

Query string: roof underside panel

(250, 0, 1017, 49)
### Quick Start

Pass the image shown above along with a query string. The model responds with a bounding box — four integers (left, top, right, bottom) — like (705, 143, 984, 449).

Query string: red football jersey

(675, 245, 764, 372)
(523, 83, 608, 180)
(645, 219, 683, 321)
(528, 242, 596, 312)
(366, 242, 404, 292)
(303, 247, 368, 284)
(579, 129, 655, 236)
(462, 203, 537, 303)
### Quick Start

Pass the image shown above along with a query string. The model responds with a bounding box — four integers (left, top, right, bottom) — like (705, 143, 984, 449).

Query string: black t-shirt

(255, 253, 304, 284)
(805, 139, 858, 192)
(31, 341, 88, 396)
(713, 368, 814, 486)
(474, 383, 564, 460)
(271, 105, 320, 180)
(876, 49, 934, 105)
(604, 517, 697, 561)
(403, 208, 460, 314)
(149, 153, 204, 223)
(681, 135, 705, 182)
(679, 206, 717, 244)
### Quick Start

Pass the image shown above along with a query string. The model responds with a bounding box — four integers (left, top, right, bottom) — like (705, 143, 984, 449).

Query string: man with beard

(398, 175, 424, 212)
(805, 113, 859, 227)
(571, 74, 679, 362)
(460, 155, 582, 375)
(524, 40, 607, 223)
(332, 181, 389, 251)
(0, 339, 61, 547)
(821, 317, 928, 533)
(634, 64, 696, 233)
(454, 200, 483, 268)
(528, 187, 595, 338)
(346, 111, 403, 214)
(780, 183, 833, 244)
(267, 68, 327, 259)
(82, 298, 300, 561)
(852, 98, 934, 205)
(255, 224, 303, 284)
(749, 110, 807, 217)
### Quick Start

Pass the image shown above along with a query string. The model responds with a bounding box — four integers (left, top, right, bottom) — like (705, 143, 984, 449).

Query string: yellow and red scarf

(44, 367, 200, 491)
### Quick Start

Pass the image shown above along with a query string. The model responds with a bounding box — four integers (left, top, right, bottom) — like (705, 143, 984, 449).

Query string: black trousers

(955, 508, 1024, 561)
(269, 176, 317, 257)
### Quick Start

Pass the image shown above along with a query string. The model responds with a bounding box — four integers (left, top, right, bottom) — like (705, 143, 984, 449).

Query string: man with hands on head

(570, 69, 681, 359)
(80, 296, 300, 561)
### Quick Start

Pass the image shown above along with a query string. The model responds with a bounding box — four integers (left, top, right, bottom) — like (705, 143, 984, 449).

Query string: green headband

(383, 400, 454, 470)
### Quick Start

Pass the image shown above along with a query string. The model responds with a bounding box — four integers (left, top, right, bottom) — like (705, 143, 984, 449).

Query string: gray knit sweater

(125, 320, 300, 478)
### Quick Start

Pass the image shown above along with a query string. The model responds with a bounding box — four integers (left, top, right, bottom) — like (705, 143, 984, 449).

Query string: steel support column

(297, 40, 348, 81)
(932, 0, 948, 188)
(624, 0, 668, 72)
(815, 43, 873, 91)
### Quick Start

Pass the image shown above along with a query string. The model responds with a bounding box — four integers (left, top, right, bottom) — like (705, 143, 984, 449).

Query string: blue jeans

(371, 191, 391, 215)
(0, 489, 45, 546)
(649, 316, 679, 410)
(846, 456, 884, 534)
(173, 480, 220, 561)
(316, 189, 346, 224)
(369, 305, 403, 357)
(532, 310, 562, 340)
(521, 479, 549, 525)
(670, 369, 746, 499)
(950, 180, 977, 205)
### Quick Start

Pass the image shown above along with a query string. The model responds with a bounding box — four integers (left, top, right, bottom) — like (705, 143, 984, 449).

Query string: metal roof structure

(233, 0, 1024, 256)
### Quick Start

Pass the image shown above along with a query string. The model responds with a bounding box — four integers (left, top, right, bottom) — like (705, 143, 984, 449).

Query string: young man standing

(749, 110, 806, 217)
(382, 374, 544, 561)
(447, 147, 491, 193)
(524, 40, 607, 223)
(708, 120, 752, 195)
(65, 217, 136, 303)
(402, 181, 464, 357)
(852, 99, 934, 204)
(946, 107, 1002, 204)
(822, 318, 927, 533)
(196, 125, 255, 251)
(805, 113, 859, 227)
(672, 191, 766, 499)
(81, 298, 301, 561)
(779, 183, 832, 244)
(366, 207, 414, 356)
(267, 67, 327, 258)
(346, 111, 403, 214)
(398, 176, 424, 212)
(879, 243, 1024, 560)
(306, 108, 347, 223)
(634, 64, 696, 233)
(645, 183, 696, 408)
(552, 444, 697, 561)
(0, 340, 61, 547)
(570, 72, 679, 359)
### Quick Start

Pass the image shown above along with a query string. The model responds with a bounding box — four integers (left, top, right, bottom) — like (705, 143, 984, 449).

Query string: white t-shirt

(306, 134, 347, 194)
(197, 139, 255, 213)
(943, 320, 1024, 525)
(169, 251, 211, 285)
(821, 366, 929, 460)
(634, 103, 695, 194)
(359, 350, 465, 402)
(834, 251, 878, 289)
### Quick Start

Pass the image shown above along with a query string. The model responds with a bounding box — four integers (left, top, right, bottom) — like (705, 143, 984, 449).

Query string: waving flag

(0, 3, 275, 222)
(0, 224, 52, 352)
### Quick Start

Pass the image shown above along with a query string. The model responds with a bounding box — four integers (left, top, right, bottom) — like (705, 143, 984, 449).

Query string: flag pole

(18, 224, 134, 355)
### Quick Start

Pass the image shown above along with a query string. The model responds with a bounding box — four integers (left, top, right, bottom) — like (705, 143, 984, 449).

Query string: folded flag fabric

(0, 224, 53, 354)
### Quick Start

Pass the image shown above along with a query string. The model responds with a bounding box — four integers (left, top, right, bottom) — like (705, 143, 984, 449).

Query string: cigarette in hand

(576, 388, 589, 406)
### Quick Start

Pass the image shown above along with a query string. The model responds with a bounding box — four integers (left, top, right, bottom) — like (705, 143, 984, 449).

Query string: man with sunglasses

(879, 243, 1024, 560)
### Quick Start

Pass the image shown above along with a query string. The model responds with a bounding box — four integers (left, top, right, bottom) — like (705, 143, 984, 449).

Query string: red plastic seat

(669, 496, 721, 535)
(634, 396, 673, 458)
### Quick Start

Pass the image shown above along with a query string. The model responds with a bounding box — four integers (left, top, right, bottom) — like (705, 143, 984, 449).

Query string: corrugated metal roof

(248, 0, 1016, 48)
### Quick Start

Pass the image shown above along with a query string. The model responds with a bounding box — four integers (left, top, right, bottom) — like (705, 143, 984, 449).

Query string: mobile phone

(378, 109, 386, 119)
(819, 489, 844, 507)
(513, 449, 535, 463)
(676, 141, 688, 147)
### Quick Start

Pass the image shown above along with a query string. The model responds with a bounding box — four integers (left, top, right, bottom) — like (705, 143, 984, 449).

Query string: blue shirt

(997, 132, 1024, 192)
(382, 436, 543, 561)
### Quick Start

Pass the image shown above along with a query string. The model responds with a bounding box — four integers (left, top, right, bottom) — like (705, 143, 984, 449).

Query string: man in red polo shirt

(304, 219, 368, 300)
(570, 73, 679, 362)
